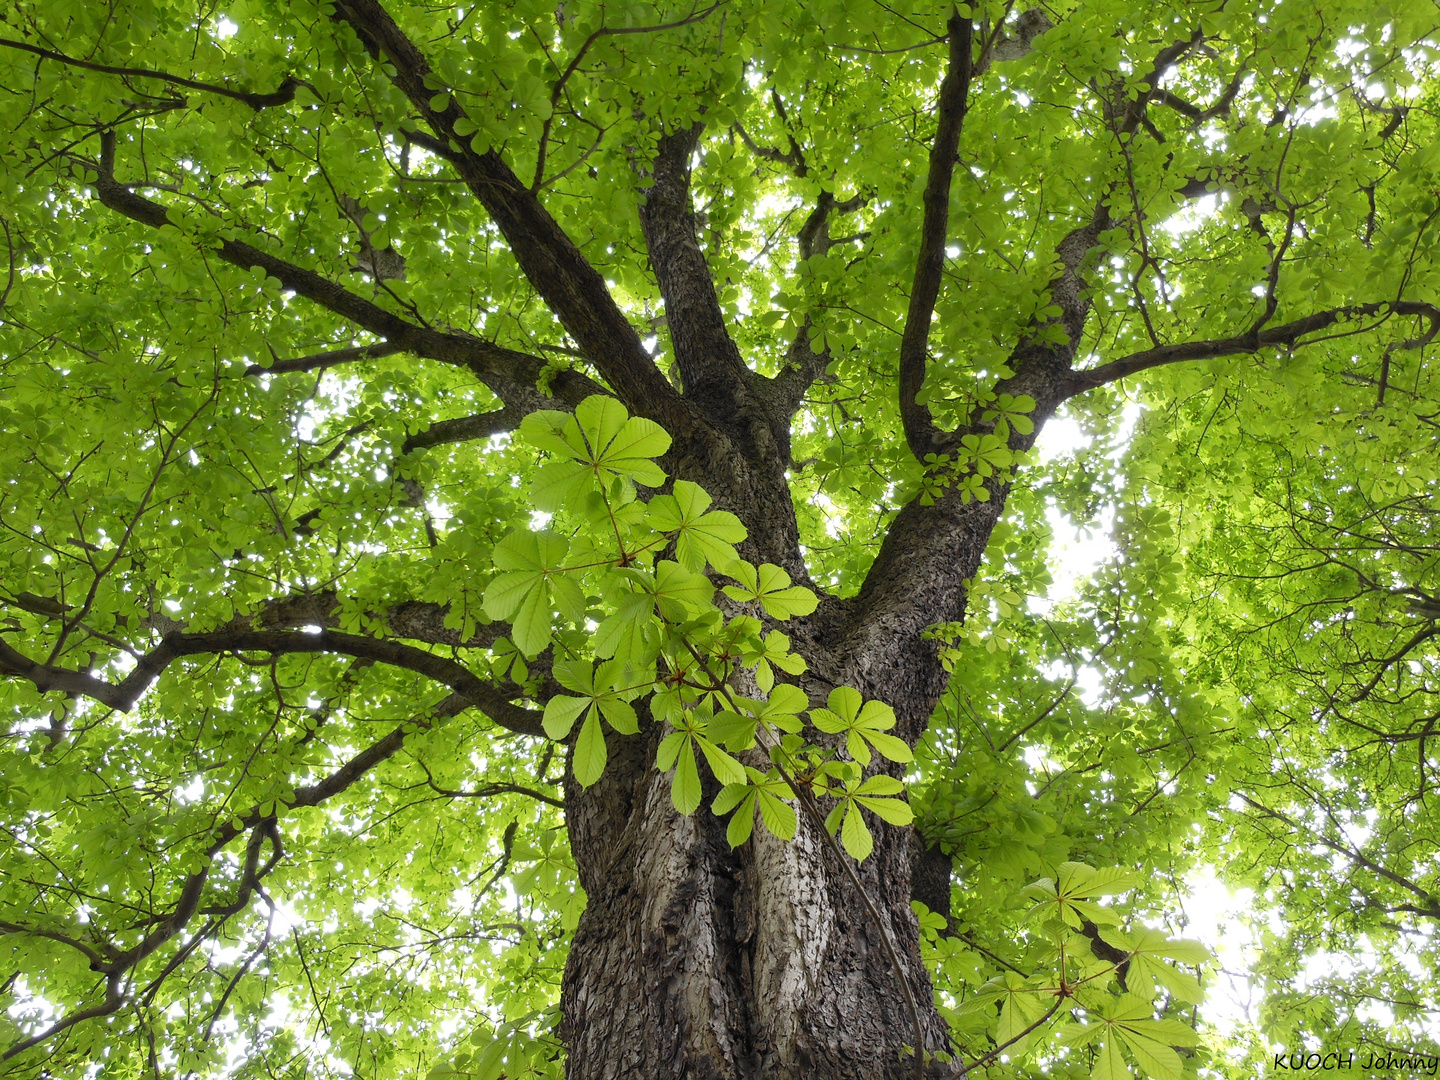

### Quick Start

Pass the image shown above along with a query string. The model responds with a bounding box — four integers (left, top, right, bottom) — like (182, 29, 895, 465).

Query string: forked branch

(330, 0, 687, 430)
(91, 130, 602, 415)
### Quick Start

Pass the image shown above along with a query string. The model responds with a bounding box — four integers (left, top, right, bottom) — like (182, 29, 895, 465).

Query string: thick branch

(898, 12, 973, 460)
(0, 37, 313, 109)
(638, 124, 749, 404)
(1153, 70, 1243, 124)
(635, 124, 791, 465)
(252, 591, 510, 651)
(329, 0, 685, 428)
(732, 120, 806, 175)
(0, 628, 542, 736)
(839, 209, 1108, 697)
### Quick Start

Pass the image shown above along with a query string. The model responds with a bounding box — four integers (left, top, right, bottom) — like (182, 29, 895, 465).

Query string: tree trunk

(558, 482, 1009, 1078)
(561, 724, 950, 1079)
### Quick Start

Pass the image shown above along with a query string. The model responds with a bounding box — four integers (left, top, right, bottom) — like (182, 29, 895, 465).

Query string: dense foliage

(3, 0, 1440, 1077)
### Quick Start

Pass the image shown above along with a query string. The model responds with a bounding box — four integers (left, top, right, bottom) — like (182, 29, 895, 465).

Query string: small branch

(90, 131, 603, 414)
(547, 2, 726, 113)
(533, 2, 726, 190)
(0, 627, 543, 736)
(0, 921, 110, 968)
(247, 341, 403, 376)
(0, 694, 483, 1061)
(0, 217, 16, 321)
(1152, 69, 1243, 124)
(423, 779, 565, 809)
(1235, 792, 1440, 917)
(2, 972, 125, 1061)
(955, 996, 1064, 1078)
(996, 676, 1076, 754)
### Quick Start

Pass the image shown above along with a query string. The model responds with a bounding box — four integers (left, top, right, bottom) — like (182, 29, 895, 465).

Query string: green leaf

(756, 788, 797, 840)
(597, 696, 639, 735)
(695, 736, 746, 785)
(520, 397, 670, 494)
(861, 730, 914, 764)
(1064, 863, 1142, 897)
(542, 695, 589, 740)
(573, 709, 607, 787)
(530, 459, 595, 511)
(574, 396, 671, 487)
(725, 791, 757, 846)
(714, 782, 760, 847)
(592, 593, 659, 664)
(721, 563, 818, 620)
(656, 730, 686, 771)
(671, 738, 701, 814)
(652, 560, 715, 619)
(647, 480, 747, 570)
(839, 803, 874, 860)
(1114, 1031, 1182, 1080)
(711, 782, 751, 816)
(811, 691, 910, 763)
(853, 793, 914, 826)
(482, 530, 572, 655)
(1093, 1038, 1132, 1080)
(508, 579, 553, 657)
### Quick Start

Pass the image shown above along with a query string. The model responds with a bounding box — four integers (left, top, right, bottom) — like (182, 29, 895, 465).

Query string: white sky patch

(1029, 408, 1129, 610)
(811, 490, 845, 538)
(214, 16, 238, 38)
(1043, 502, 1117, 605)
(1179, 866, 1263, 1040)
(1034, 413, 1091, 463)
(1162, 192, 1223, 238)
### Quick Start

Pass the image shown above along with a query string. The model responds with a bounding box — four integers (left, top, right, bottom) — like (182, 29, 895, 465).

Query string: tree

(3, 0, 1440, 1077)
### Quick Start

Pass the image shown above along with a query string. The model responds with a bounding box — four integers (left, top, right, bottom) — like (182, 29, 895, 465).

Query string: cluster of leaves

(487, 395, 913, 860)
(919, 862, 1210, 1080)
(904, 319, 1440, 1075)
(916, 394, 1040, 507)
